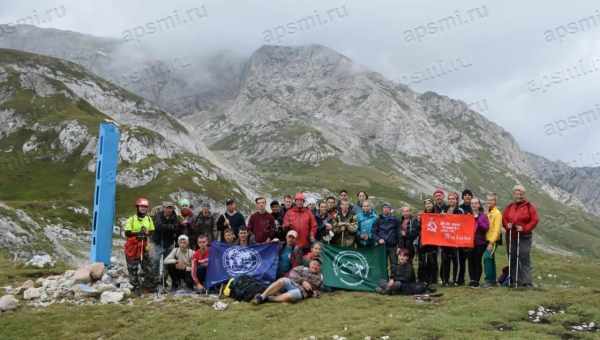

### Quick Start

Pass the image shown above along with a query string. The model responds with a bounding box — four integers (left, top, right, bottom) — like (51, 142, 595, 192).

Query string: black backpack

(229, 276, 269, 302)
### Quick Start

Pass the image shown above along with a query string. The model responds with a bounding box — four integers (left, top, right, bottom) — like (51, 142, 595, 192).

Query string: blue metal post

(90, 122, 120, 265)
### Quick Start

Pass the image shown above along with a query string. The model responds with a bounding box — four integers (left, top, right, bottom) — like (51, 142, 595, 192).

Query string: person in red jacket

(283, 192, 317, 252)
(502, 184, 539, 288)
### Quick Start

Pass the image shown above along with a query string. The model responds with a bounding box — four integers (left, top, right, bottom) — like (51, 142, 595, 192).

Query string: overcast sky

(2, 0, 599, 166)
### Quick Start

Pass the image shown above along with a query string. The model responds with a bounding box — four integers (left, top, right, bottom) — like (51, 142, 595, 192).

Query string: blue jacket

(356, 210, 378, 246)
(373, 214, 400, 246)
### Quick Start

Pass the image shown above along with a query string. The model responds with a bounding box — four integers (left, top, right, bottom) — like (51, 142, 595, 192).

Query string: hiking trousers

(468, 244, 486, 285)
(417, 246, 438, 285)
(483, 243, 497, 284)
(507, 232, 533, 286)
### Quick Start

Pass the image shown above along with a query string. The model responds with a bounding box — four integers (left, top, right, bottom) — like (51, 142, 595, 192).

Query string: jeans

(280, 278, 304, 301)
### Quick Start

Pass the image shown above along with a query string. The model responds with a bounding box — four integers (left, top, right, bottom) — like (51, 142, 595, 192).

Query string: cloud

(1, 0, 598, 166)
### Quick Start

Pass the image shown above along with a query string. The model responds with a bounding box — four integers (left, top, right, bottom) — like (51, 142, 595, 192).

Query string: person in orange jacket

(283, 192, 317, 253)
(502, 184, 539, 288)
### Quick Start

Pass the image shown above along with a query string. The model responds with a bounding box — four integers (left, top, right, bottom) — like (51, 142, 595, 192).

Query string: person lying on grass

(254, 259, 323, 304)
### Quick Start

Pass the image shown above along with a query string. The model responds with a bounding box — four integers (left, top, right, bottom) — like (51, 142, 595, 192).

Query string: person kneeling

(254, 259, 323, 304)
(377, 248, 434, 295)
(164, 235, 194, 291)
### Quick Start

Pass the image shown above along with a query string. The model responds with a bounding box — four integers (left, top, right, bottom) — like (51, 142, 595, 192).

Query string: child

(303, 242, 322, 266)
(377, 248, 433, 295)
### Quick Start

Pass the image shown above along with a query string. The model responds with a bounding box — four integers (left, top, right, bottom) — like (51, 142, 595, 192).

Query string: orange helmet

(294, 192, 305, 201)
(135, 197, 150, 207)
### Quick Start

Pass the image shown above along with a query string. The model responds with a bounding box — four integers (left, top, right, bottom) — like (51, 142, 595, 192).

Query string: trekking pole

(507, 230, 512, 287)
(515, 231, 521, 288)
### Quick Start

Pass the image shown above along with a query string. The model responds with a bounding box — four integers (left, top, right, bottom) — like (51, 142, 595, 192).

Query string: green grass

(0, 251, 67, 287)
(1, 249, 599, 339)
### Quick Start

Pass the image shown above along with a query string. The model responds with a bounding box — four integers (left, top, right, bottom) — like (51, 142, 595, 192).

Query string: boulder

(73, 265, 92, 284)
(0, 295, 18, 312)
(25, 254, 54, 268)
(23, 287, 42, 300)
(100, 291, 124, 304)
(90, 262, 105, 281)
(94, 283, 115, 293)
(74, 284, 100, 298)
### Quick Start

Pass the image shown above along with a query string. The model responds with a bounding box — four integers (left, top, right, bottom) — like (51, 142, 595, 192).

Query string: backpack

(229, 276, 269, 302)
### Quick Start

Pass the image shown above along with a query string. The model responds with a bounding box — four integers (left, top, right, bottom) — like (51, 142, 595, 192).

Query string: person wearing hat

(164, 234, 194, 291)
(433, 189, 448, 213)
(123, 197, 155, 295)
(248, 197, 276, 243)
(277, 230, 302, 278)
(176, 198, 195, 240)
(217, 198, 246, 240)
(373, 202, 401, 272)
(150, 201, 180, 288)
(502, 184, 539, 288)
(192, 201, 218, 246)
(283, 193, 318, 252)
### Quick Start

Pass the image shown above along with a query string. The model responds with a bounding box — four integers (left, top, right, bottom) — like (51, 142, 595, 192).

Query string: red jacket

(247, 211, 276, 243)
(283, 207, 317, 249)
(502, 200, 539, 235)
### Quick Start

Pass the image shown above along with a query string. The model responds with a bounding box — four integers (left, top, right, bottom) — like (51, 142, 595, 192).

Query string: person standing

(356, 200, 378, 248)
(217, 199, 246, 239)
(373, 203, 400, 270)
(151, 202, 179, 287)
(124, 197, 155, 295)
(398, 206, 420, 261)
(467, 198, 489, 287)
(460, 189, 474, 215)
(283, 193, 317, 252)
(314, 201, 331, 242)
(353, 191, 369, 215)
(440, 192, 463, 286)
(247, 197, 276, 243)
(433, 189, 448, 213)
(191, 234, 210, 293)
(332, 199, 358, 248)
(456, 189, 474, 285)
(270, 200, 286, 240)
(503, 184, 539, 288)
(191, 202, 217, 245)
(417, 198, 439, 287)
(483, 193, 502, 287)
(337, 190, 354, 212)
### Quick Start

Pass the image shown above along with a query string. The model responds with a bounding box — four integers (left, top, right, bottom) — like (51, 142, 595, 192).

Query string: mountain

(0, 48, 253, 264)
(526, 152, 600, 216)
(0, 27, 598, 262)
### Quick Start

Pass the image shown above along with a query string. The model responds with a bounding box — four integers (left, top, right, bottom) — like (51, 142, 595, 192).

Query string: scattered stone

(23, 287, 42, 300)
(212, 301, 228, 311)
(73, 265, 92, 283)
(25, 254, 54, 268)
(0, 295, 18, 312)
(74, 284, 100, 298)
(90, 262, 105, 281)
(22, 280, 35, 290)
(100, 291, 124, 304)
(332, 335, 347, 340)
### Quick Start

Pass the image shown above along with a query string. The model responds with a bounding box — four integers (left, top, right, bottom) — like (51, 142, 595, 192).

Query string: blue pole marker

(90, 122, 120, 265)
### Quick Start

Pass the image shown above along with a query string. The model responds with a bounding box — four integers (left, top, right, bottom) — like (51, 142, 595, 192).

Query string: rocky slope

(0, 48, 252, 264)
(527, 152, 600, 216)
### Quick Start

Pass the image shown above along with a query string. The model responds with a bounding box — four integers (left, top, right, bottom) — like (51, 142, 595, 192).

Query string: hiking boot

(481, 282, 496, 288)
(375, 287, 386, 294)
(468, 281, 479, 288)
(193, 287, 206, 294)
(253, 294, 265, 305)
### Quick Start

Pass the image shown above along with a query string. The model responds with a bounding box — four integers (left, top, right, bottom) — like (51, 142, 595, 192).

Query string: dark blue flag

(205, 241, 279, 288)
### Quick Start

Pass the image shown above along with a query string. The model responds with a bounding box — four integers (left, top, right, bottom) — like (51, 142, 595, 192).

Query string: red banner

(420, 213, 475, 248)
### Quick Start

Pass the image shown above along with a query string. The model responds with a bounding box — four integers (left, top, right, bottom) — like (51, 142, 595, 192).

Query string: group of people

(122, 185, 539, 303)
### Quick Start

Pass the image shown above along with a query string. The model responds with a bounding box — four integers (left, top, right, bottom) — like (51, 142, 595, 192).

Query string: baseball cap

(286, 230, 298, 238)
(178, 234, 189, 242)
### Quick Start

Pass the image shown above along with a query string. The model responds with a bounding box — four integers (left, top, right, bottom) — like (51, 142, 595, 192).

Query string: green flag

(321, 244, 388, 292)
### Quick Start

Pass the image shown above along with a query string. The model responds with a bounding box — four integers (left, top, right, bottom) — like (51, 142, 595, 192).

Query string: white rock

(23, 287, 42, 300)
(528, 310, 535, 316)
(100, 291, 124, 304)
(0, 295, 18, 311)
(74, 284, 100, 298)
(212, 301, 228, 311)
(25, 254, 54, 268)
(94, 283, 115, 293)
